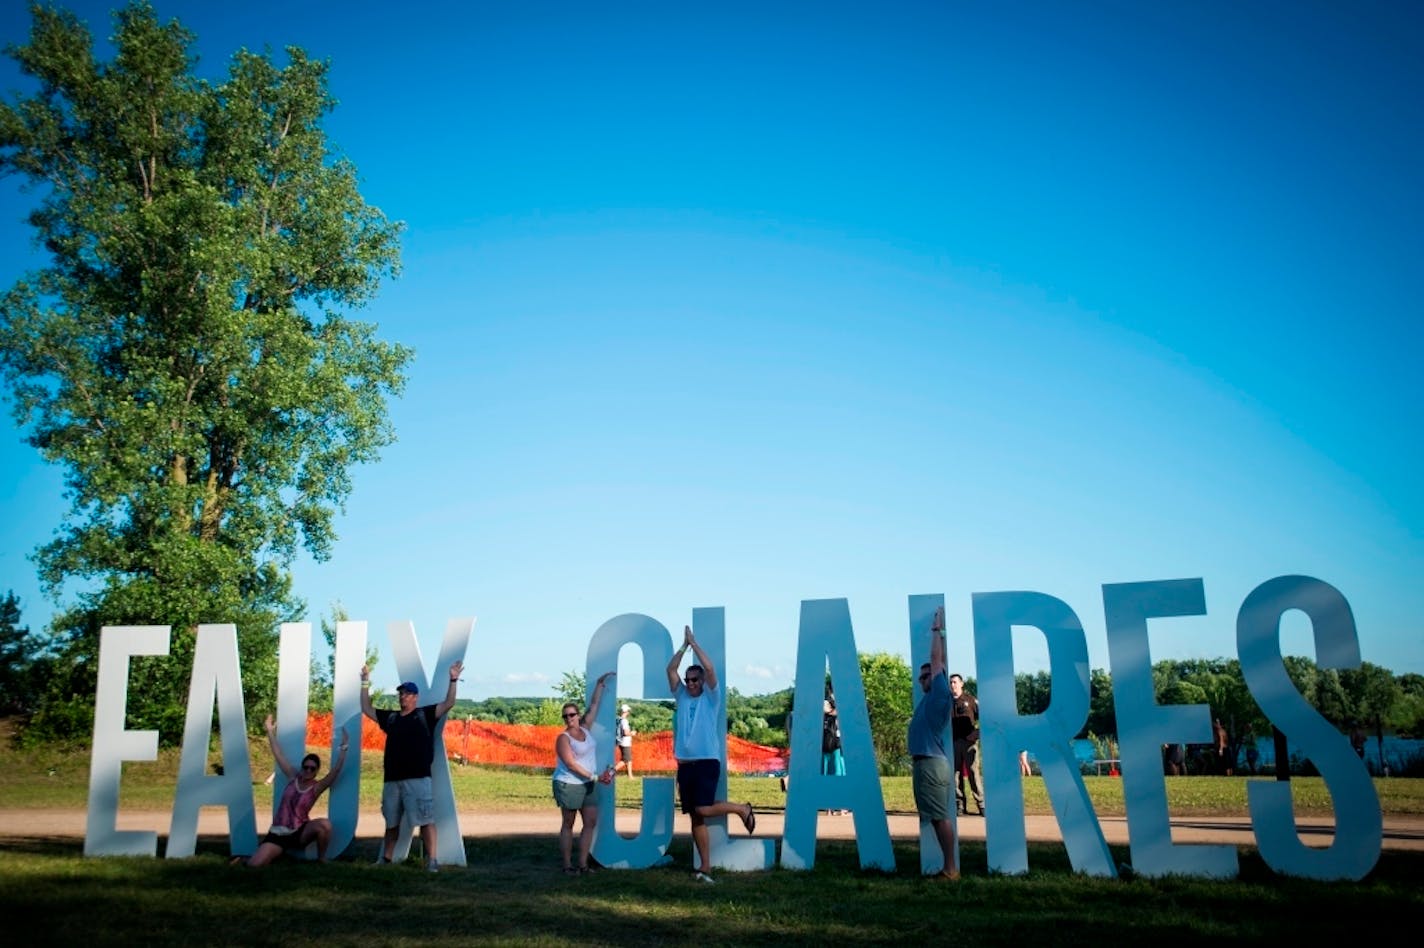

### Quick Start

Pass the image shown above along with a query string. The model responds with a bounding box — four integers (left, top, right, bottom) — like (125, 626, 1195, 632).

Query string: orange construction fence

(304, 712, 787, 775)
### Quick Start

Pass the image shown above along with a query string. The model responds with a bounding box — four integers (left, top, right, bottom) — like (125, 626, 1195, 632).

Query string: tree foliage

(0, 2, 409, 741)
(0, 591, 53, 714)
(857, 651, 913, 775)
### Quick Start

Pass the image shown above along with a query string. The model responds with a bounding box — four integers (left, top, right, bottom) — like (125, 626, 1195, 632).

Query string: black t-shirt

(376, 705, 440, 781)
(951, 693, 980, 743)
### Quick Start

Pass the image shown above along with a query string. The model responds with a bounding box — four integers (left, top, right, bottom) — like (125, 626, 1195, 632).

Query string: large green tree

(0, 3, 409, 741)
(857, 651, 913, 775)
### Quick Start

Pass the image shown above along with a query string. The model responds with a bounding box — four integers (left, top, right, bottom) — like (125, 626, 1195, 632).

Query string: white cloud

(501, 671, 550, 684)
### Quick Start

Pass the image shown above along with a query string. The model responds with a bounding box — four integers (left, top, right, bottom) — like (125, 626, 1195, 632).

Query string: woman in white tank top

(553, 670, 615, 874)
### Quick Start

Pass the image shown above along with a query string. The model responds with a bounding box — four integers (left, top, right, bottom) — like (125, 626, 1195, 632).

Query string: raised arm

(584, 671, 615, 725)
(434, 660, 464, 718)
(359, 665, 377, 722)
(316, 727, 350, 793)
(265, 714, 296, 780)
(687, 626, 717, 690)
(667, 627, 689, 693)
(930, 606, 946, 678)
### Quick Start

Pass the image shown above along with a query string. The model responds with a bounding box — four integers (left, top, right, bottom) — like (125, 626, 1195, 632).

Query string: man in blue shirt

(907, 606, 958, 880)
(667, 624, 756, 884)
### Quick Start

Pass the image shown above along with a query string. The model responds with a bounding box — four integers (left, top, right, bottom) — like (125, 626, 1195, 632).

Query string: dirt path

(4, 807, 1423, 851)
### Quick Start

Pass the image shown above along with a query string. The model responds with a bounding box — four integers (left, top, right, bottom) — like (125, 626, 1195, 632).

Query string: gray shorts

(553, 777, 595, 810)
(912, 756, 953, 821)
(381, 777, 434, 828)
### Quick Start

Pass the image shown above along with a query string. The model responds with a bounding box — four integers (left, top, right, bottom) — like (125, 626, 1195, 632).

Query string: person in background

(1350, 721, 1367, 760)
(1019, 749, 1032, 777)
(950, 673, 984, 816)
(668, 624, 756, 884)
(360, 660, 464, 872)
(822, 684, 847, 814)
(233, 715, 348, 866)
(1213, 717, 1233, 776)
(909, 605, 957, 880)
(616, 702, 637, 778)
(553, 671, 615, 875)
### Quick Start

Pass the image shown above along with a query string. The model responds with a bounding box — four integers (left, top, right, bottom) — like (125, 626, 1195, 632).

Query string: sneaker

(693, 871, 716, 884)
(427, 859, 439, 873)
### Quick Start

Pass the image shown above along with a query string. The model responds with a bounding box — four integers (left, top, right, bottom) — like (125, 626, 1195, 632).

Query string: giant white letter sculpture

(1104, 579, 1237, 877)
(974, 591, 1114, 877)
(381, 618, 474, 867)
(1239, 575, 1380, 880)
(906, 593, 956, 875)
(167, 624, 259, 858)
(589, 613, 677, 868)
(85, 626, 171, 856)
(782, 598, 893, 870)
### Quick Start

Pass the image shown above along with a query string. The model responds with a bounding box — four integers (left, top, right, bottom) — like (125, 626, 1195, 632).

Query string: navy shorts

(676, 758, 721, 814)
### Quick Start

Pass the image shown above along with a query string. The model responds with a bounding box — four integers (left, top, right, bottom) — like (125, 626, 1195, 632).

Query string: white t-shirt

(673, 682, 722, 761)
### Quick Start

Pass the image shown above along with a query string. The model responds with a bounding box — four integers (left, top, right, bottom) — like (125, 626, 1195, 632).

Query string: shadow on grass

(3, 833, 1423, 946)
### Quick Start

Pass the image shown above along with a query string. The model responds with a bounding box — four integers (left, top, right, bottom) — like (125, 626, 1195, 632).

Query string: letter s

(1238, 575, 1380, 880)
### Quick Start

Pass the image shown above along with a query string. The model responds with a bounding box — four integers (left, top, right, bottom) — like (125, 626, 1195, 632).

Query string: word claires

(84, 575, 1380, 881)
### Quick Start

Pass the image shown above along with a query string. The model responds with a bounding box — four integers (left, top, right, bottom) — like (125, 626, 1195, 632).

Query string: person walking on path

(360, 660, 463, 871)
(553, 671, 616, 874)
(616, 703, 637, 778)
(667, 624, 756, 884)
(909, 606, 958, 880)
(233, 716, 349, 866)
(950, 673, 984, 816)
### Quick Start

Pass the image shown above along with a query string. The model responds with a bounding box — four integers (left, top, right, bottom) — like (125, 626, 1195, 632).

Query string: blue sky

(2, 1, 1421, 700)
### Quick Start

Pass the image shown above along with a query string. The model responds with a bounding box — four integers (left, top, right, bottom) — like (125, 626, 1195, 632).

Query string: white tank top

(553, 726, 597, 784)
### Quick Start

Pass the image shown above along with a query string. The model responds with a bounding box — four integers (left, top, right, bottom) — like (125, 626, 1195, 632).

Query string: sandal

(742, 802, 757, 835)
(562, 866, 579, 875)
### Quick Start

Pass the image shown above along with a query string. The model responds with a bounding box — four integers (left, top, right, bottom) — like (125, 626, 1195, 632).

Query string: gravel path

(4, 806, 1422, 851)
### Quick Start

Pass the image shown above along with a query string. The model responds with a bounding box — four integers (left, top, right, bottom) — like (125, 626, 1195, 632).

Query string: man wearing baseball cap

(360, 660, 464, 871)
(616, 703, 637, 779)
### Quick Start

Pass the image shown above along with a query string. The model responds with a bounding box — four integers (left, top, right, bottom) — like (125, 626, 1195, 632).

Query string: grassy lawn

(2, 832, 1422, 945)
(3, 735, 1423, 944)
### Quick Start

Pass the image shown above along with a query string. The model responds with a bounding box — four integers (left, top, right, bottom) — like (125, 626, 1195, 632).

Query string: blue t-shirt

(673, 682, 723, 761)
(907, 671, 950, 759)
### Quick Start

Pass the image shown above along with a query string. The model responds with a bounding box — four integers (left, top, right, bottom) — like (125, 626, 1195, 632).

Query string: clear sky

(2, 1, 1421, 700)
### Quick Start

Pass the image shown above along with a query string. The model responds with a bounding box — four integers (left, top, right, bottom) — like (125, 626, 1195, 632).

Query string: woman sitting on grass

(552, 670, 615, 875)
(233, 715, 348, 866)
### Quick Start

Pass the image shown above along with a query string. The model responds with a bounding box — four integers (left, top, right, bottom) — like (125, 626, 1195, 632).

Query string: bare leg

(421, 822, 438, 868)
(578, 803, 599, 869)
(382, 826, 399, 862)
(245, 840, 285, 868)
(302, 818, 333, 862)
(694, 800, 754, 832)
(559, 809, 578, 868)
(690, 813, 712, 873)
(931, 817, 959, 878)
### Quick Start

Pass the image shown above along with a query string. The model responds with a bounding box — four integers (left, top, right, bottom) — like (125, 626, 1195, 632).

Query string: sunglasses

(563, 711, 580, 719)
(301, 763, 317, 771)
(684, 677, 702, 684)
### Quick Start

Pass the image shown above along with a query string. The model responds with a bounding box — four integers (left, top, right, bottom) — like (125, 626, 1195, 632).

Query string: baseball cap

(620, 704, 631, 712)
(396, 681, 420, 695)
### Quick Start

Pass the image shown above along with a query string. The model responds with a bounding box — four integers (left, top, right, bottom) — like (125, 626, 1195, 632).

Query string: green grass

(2, 834, 1421, 946)
(3, 734, 1423, 944)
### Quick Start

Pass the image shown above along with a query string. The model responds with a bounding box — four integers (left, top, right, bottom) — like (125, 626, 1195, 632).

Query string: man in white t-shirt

(667, 624, 756, 884)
